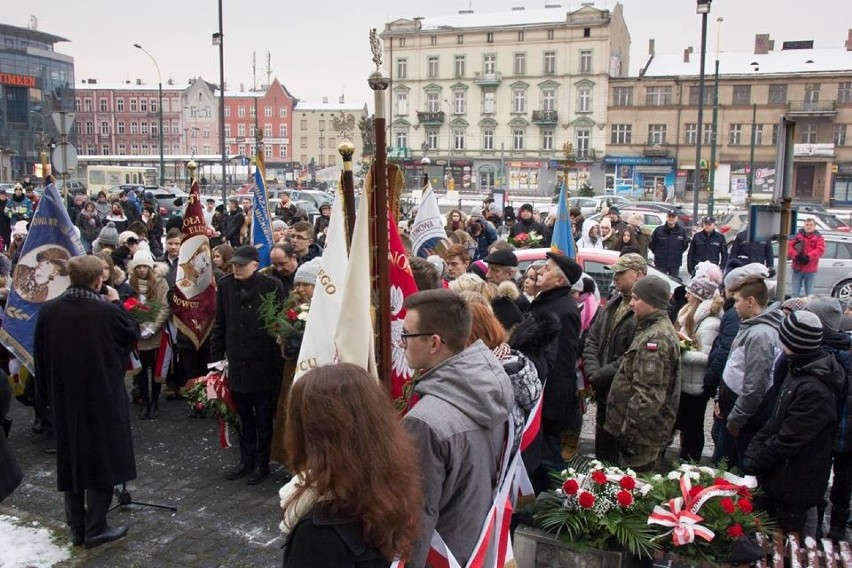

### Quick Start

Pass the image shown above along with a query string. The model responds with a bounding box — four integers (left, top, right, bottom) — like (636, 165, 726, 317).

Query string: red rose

(287, 309, 298, 321)
(617, 490, 633, 508)
(737, 498, 753, 514)
(720, 497, 736, 514)
(688, 485, 704, 499)
(562, 479, 579, 495)
(619, 476, 636, 490)
(578, 491, 595, 509)
(591, 471, 608, 485)
(727, 523, 744, 538)
(713, 477, 728, 486)
(737, 486, 752, 499)
(195, 402, 204, 412)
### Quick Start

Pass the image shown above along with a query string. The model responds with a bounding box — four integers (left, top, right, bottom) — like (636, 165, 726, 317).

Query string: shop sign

(0, 73, 37, 88)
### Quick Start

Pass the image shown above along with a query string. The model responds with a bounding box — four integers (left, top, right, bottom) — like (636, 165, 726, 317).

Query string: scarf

(63, 285, 103, 302)
(279, 473, 323, 534)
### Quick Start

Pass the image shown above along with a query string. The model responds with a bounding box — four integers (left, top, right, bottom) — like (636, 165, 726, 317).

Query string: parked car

(287, 189, 333, 210)
(268, 198, 321, 224)
(567, 195, 631, 217)
(514, 248, 682, 305)
(718, 209, 849, 243)
(142, 187, 188, 220)
(769, 232, 852, 300)
(55, 179, 87, 196)
(624, 202, 693, 228)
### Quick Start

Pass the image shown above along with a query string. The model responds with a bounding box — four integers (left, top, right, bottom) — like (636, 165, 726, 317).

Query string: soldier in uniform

(605, 275, 681, 471)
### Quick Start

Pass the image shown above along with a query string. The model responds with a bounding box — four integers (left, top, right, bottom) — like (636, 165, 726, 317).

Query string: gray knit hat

(779, 310, 823, 354)
(686, 276, 718, 302)
(98, 222, 120, 246)
(806, 297, 843, 333)
(294, 258, 321, 286)
(632, 275, 671, 310)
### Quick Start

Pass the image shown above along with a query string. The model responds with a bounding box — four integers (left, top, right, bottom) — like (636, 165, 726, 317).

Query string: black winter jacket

(527, 286, 580, 431)
(649, 223, 689, 270)
(702, 302, 740, 398)
(730, 231, 773, 269)
(283, 506, 388, 568)
(744, 351, 843, 507)
(687, 229, 728, 274)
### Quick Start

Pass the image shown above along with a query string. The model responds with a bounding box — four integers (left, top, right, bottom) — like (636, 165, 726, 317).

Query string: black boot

(83, 488, 127, 549)
(138, 405, 150, 420)
(150, 400, 159, 420)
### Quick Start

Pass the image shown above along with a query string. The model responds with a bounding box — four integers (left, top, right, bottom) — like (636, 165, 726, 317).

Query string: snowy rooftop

(294, 100, 364, 112)
(398, 4, 612, 32)
(640, 47, 852, 78)
(76, 81, 190, 91)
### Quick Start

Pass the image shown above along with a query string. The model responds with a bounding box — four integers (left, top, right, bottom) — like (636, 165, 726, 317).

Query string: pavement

(1, 371, 719, 567)
(1, 375, 289, 568)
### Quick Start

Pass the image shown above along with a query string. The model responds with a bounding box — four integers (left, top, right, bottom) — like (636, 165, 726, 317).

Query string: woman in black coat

(0, 373, 23, 502)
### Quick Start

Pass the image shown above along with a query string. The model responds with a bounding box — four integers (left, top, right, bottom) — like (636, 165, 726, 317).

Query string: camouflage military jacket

(604, 310, 681, 447)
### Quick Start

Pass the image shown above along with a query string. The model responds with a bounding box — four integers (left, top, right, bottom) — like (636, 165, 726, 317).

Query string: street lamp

(133, 43, 165, 186)
(692, 0, 711, 222)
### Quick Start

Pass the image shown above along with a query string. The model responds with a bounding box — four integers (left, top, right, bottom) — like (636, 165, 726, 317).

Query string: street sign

(51, 112, 76, 134)
(51, 144, 78, 175)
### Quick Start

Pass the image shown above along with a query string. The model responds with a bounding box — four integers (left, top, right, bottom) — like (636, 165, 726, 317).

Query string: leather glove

(616, 437, 635, 457)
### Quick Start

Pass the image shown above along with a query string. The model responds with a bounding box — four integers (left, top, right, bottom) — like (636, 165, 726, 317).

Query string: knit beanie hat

(294, 258, 321, 286)
(779, 310, 823, 354)
(119, 230, 139, 246)
(632, 275, 671, 310)
(806, 297, 843, 333)
(127, 249, 155, 272)
(98, 222, 119, 246)
(11, 220, 28, 237)
(686, 276, 718, 302)
(272, 219, 287, 231)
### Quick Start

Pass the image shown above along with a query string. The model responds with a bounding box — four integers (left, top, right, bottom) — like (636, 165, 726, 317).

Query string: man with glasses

(401, 289, 513, 568)
(211, 245, 285, 485)
(289, 221, 323, 265)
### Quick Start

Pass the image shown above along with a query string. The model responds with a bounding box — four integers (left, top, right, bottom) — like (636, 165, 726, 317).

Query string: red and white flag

(387, 213, 419, 400)
(171, 178, 216, 350)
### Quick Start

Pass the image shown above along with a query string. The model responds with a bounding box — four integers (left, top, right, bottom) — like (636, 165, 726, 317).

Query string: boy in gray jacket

(717, 275, 783, 469)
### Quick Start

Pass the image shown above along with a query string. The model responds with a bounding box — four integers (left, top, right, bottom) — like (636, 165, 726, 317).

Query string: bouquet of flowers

(259, 292, 310, 357)
(644, 464, 772, 564)
(182, 362, 240, 448)
(123, 296, 162, 325)
(508, 231, 543, 249)
(536, 458, 661, 558)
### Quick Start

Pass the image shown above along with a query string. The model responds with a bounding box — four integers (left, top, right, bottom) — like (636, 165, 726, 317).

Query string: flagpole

(368, 29, 392, 390)
(338, 141, 357, 249)
(187, 158, 197, 185)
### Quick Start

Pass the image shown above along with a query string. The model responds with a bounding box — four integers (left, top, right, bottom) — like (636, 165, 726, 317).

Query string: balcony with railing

(416, 110, 445, 125)
(787, 100, 837, 116)
(643, 143, 670, 157)
(574, 148, 596, 162)
(473, 71, 502, 86)
(531, 110, 558, 125)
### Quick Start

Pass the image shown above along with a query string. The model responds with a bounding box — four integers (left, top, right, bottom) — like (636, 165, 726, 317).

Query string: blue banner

(0, 184, 86, 372)
(550, 178, 576, 259)
(251, 156, 274, 269)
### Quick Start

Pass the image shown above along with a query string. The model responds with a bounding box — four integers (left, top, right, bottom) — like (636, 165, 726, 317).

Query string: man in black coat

(527, 251, 582, 492)
(730, 230, 774, 271)
(223, 198, 246, 248)
(687, 216, 728, 275)
(649, 211, 689, 278)
(211, 245, 286, 485)
(34, 255, 141, 548)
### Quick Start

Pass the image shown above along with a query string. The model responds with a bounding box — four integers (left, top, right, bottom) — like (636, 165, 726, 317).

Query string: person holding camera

(788, 218, 825, 298)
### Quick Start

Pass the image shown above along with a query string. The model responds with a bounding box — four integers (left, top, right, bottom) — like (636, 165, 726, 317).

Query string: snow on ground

(0, 514, 72, 568)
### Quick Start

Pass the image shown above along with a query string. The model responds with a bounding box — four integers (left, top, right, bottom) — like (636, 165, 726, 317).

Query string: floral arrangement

(123, 296, 162, 324)
(508, 231, 543, 249)
(536, 460, 772, 563)
(259, 292, 310, 357)
(536, 458, 661, 558)
(182, 363, 240, 448)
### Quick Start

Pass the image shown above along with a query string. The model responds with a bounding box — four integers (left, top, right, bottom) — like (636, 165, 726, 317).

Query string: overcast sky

(5, 0, 850, 106)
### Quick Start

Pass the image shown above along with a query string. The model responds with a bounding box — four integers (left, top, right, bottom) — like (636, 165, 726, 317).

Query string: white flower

(297, 310, 309, 321)
(652, 474, 663, 482)
(687, 471, 700, 481)
(639, 484, 653, 496)
(589, 460, 603, 469)
(561, 469, 568, 476)
(626, 469, 637, 478)
(667, 471, 681, 480)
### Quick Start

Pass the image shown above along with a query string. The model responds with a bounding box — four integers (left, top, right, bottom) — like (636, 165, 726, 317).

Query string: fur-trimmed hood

(508, 309, 561, 357)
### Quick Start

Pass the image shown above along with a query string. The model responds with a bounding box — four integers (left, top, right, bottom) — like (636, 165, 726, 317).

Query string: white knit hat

(127, 250, 155, 272)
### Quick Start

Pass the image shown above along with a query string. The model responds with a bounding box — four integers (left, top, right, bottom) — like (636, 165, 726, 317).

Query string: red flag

(171, 178, 217, 349)
(387, 213, 419, 401)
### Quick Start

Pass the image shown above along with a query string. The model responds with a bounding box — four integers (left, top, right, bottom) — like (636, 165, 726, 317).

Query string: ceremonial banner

(334, 185, 377, 380)
(171, 178, 216, 350)
(294, 186, 348, 380)
(550, 177, 576, 259)
(251, 155, 275, 268)
(0, 183, 85, 372)
(387, 214, 418, 400)
(410, 181, 445, 258)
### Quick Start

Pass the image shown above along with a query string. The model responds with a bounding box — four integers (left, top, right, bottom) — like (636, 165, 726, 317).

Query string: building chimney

(683, 47, 692, 63)
(754, 34, 770, 55)
(846, 28, 852, 51)
(136, 78, 142, 85)
(649, 39, 655, 56)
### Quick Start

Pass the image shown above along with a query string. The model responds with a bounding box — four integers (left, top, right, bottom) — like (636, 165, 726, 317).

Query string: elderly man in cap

(649, 210, 689, 278)
(483, 249, 518, 286)
(584, 253, 647, 462)
(687, 216, 727, 276)
(527, 251, 583, 489)
(605, 275, 680, 471)
(211, 245, 286, 485)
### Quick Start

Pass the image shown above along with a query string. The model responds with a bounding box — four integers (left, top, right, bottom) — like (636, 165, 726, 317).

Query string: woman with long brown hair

(280, 363, 422, 567)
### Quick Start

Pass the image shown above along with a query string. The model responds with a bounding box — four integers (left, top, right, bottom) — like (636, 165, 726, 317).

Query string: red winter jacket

(788, 229, 825, 273)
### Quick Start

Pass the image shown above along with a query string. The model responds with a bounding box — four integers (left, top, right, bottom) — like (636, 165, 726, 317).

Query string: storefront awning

(635, 166, 673, 174)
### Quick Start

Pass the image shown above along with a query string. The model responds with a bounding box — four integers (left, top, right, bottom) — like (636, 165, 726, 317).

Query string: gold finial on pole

(187, 159, 197, 181)
(562, 142, 574, 200)
(339, 141, 357, 245)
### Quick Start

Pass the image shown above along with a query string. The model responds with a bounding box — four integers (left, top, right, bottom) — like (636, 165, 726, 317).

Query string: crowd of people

(0, 184, 850, 565)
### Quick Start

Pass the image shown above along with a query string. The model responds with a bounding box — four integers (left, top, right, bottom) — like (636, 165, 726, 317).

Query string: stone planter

(513, 525, 638, 568)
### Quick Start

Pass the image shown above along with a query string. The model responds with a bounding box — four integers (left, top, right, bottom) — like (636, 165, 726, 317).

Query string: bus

(86, 165, 157, 196)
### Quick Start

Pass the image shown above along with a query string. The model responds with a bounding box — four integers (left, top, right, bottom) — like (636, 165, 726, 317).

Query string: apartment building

(607, 32, 852, 204)
(382, 3, 630, 195)
(293, 98, 368, 176)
